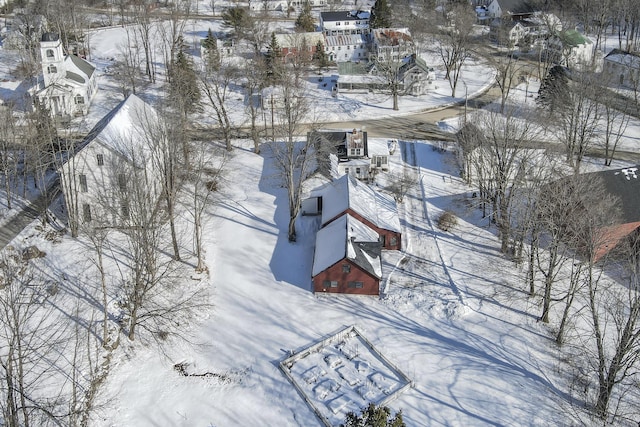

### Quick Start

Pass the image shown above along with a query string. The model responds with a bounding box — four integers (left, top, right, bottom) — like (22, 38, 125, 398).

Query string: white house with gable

(60, 94, 161, 231)
(320, 10, 370, 36)
(32, 32, 98, 117)
(604, 49, 640, 86)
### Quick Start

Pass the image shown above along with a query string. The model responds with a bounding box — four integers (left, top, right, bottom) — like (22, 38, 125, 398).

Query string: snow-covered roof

(312, 213, 382, 278)
(80, 94, 158, 167)
(324, 34, 367, 47)
(367, 138, 390, 157)
(311, 174, 401, 232)
(605, 49, 640, 69)
(275, 32, 325, 49)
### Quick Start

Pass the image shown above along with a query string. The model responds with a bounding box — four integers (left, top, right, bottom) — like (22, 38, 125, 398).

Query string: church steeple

(40, 32, 64, 86)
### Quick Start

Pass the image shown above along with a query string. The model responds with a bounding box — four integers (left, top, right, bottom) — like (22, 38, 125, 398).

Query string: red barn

(305, 173, 402, 250)
(312, 214, 382, 295)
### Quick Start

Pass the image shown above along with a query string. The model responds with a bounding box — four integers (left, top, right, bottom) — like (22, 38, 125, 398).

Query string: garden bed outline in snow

(279, 325, 412, 426)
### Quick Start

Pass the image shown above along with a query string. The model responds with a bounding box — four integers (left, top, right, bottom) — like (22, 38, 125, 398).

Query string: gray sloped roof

(321, 10, 370, 22)
(66, 71, 86, 84)
(68, 54, 95, 78)
(578, 166, 640, 224)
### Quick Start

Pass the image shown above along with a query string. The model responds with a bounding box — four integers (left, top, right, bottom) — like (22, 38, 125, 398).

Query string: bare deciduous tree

(435, 3, 476, 98)
(554, 70, 602, 173)
(200, 63, 238, 152)
(188, 142, 227, 272)
(462, 109, 540, 254)
(268, 80, 317, 242)
(0, 104, 18, 210)
(242, 57, 267, 154)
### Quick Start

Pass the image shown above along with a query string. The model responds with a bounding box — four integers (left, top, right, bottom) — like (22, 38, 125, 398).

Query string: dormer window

(46, 49, 54, 58)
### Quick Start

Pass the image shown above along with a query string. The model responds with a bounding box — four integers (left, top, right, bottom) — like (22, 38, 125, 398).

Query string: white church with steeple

(32, 32, 98, 117)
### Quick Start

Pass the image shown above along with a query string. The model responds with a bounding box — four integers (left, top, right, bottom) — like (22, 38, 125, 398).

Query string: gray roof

(69, 54, 95, 78)
(66, 71, 86, 84)
(578, 166, 640, 224)
(321, 10, 370, 22)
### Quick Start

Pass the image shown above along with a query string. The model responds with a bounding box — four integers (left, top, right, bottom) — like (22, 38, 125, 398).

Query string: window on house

(47, 65, 57, 74)
(46, 49, 54, 58)
(79, 174, 87, 192)
(347, 281, 364, 288)
(96, 154, 104, 166)
(118, 174, 127, 191)
(323, 280, 338, 288)
(121, 203, 130, 219)
(390, 236, 398, 247)
(342, 264, 351, 273)
(338, 46, 341, 50)
(336, 22, 341, 26)
(355, 167, 361, 175)
(75, 95, 84, 104)
(82, 204, 92, 222)
(344, 168, 349, 174)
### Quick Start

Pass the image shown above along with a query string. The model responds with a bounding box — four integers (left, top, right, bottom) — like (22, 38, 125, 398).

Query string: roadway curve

(320, 84, 505, 140)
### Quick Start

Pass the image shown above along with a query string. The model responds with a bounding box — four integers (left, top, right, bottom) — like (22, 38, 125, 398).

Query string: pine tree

(169, 41, 201, 117)
(370, 0, 392, 29)
(537, 65, 570, 113)
(313, 41, 329, 71)
(265, 32, 283, 83)
(295, 1, 316, 32)
(201, 28, 220, 72)
(341, 403, 405, 427)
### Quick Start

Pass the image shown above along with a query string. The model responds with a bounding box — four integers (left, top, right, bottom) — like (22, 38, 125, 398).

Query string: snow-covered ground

(1, 15, 640, 427)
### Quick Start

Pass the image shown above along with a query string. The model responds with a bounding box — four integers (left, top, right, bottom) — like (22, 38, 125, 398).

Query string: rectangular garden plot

(279, 325, 412, 427)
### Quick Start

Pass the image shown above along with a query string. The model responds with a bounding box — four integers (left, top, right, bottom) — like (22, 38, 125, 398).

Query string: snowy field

(1, 13, 640, 427)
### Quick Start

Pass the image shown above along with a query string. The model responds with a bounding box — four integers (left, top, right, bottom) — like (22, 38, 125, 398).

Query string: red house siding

(325, 208, 402, 251)
(313, 259, 379, 295)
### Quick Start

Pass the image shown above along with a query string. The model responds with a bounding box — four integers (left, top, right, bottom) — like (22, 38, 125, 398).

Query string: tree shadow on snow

(258, 145, 316, 292)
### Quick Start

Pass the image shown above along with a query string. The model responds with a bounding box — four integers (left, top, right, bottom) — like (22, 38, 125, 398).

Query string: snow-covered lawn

(2, 16, 640, 427)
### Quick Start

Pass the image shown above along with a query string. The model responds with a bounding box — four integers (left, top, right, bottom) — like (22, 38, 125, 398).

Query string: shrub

(437, 211, 458, 232)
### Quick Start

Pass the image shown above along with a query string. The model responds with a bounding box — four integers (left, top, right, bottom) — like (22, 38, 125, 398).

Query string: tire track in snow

(402, 140, 466, 309)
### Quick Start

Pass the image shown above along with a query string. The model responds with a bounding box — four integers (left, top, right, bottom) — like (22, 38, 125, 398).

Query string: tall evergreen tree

(537, 65, 570, 113)
(370, 0, 392, 29)
(201, 28, 220, 72)
(265, 32, 283, 83)
(169, 40, 201, 117)
(295, 1, 316, 32)
(313, 41, 329, 71)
